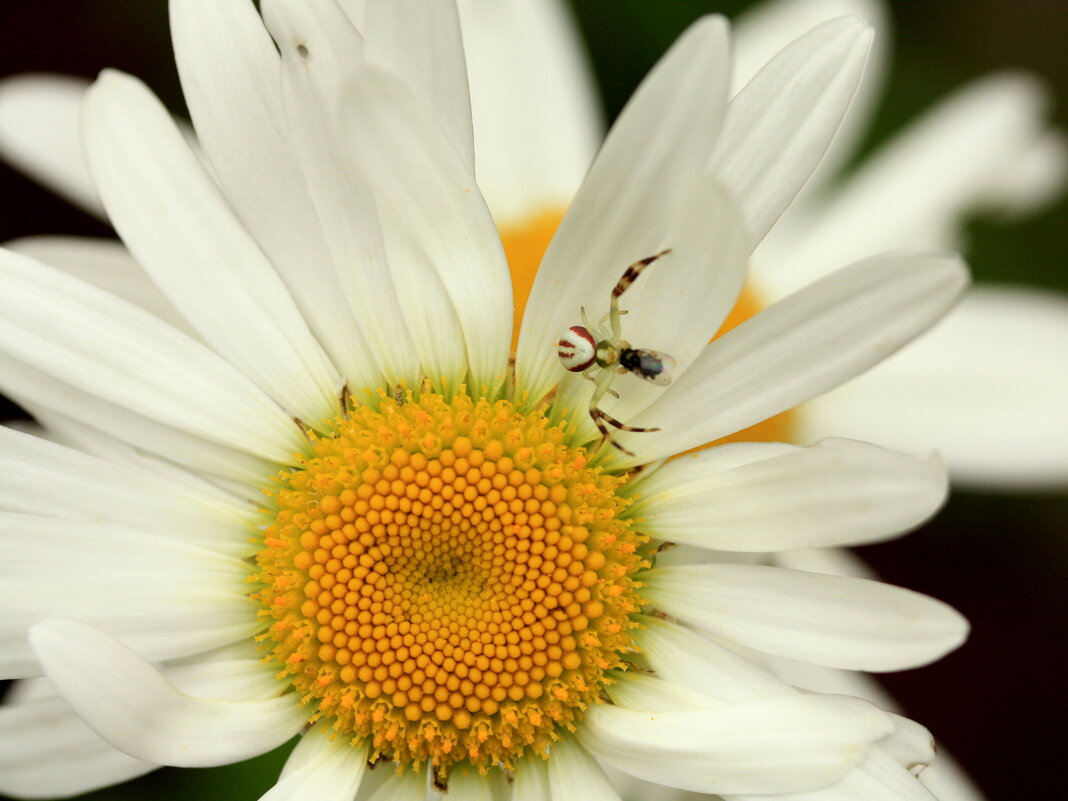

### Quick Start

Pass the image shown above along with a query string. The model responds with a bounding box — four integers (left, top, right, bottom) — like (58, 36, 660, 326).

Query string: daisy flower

(0, 1, 970, 800)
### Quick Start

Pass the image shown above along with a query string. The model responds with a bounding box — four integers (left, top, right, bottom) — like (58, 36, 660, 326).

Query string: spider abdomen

(558, 325, 597, 371)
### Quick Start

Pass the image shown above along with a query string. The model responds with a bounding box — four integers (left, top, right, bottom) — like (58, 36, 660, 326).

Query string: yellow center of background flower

(500, 209, 794, 445)
(255, 393, 647, 771)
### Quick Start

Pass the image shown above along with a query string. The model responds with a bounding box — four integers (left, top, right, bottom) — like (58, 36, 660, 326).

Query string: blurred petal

(0, 75, 105, 217)
(758, 72, 1061, 296)
(798, 286, 1068, 488)
(458, 0, 602, 223)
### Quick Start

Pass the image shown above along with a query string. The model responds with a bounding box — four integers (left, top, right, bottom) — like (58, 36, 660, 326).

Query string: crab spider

(557, 250, 676, 455)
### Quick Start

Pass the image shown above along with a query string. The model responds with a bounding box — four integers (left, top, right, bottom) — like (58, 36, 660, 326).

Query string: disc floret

(254, 391, 647, 771)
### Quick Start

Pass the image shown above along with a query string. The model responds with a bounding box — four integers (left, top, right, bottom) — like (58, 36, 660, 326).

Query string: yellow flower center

(255, 392, 646, 771)
(499, 207, 795, 445)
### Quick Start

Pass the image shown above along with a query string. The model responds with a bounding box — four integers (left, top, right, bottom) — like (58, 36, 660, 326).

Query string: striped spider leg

(557, 249, 676, 455)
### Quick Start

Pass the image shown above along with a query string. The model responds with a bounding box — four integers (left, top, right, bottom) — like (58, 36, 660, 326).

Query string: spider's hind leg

(589, 407, 634, 456)
(591, 406, 660, 434)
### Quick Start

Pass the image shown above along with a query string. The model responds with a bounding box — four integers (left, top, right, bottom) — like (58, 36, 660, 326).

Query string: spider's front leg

(609, 249, 671, 340)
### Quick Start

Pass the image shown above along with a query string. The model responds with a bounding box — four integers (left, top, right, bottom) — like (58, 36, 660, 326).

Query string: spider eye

(558, 325, 597, 372)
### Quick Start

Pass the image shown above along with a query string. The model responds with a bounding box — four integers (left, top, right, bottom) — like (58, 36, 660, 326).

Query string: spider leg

(581, 369, 618, 398)
(586, 371, 632, 454)
(593, 407, 661, 433)
(609, 249, 671, 340)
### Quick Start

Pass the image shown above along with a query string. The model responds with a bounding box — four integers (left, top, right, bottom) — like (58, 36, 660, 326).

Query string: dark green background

(0, 2, 1064, 800)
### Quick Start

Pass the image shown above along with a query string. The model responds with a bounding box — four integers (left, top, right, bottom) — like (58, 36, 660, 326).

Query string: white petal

(445, 769, 493, 801)
(632, 615, 793, 702)
(5, 236, 194, 338)
(548, 735, 622, 801)
(0, 689, 156, 799)
(23, 413, 266, 506)
(764, 653, 898, 708)
(362, 0, 474, 174)
(0, 655, 279, 798)
(0, 425, 257, 557)
(511, 753, 551, 801)
(759, 72, 1059, 296)
(0, 354, 276, 488)
(363, 767, 425, 801)
(0, 513, 258, 677)
(713, 15, 873, 244)
(879, 714, 936, 772)
(550, 176, 749, 440)
(260, 721, 368, 801)
(577, 693, 893, 795)
(642, 563, 969, 671)
(607, 671, 725, 713)
(731, 0, 890, 195)
(516, 16, 732, 405)
(29, 619, 305, 767)
(164, 658, 284, 702)
(261, 0, 431, 393)
(83, 70, 343, 425)
(725, 748, 938, 801)
(630, 438, 947, 551)
(613, 251, 969, 468)
(171, 0, 383, 392)
(772, 546, 878, 579)
(337, 66, 513, 395)
(731, 0, 886, 93)
(457, 0, 602, 224)
(798, 286, 1068, 489)
(0, 247, 305, 463)
(981, 129, 1068, 217)
(919, 752, 989, 801)
(0, 74, 105, 217)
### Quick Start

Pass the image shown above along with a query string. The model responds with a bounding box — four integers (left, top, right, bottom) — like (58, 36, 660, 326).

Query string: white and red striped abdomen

(558, 325, 597, 372)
